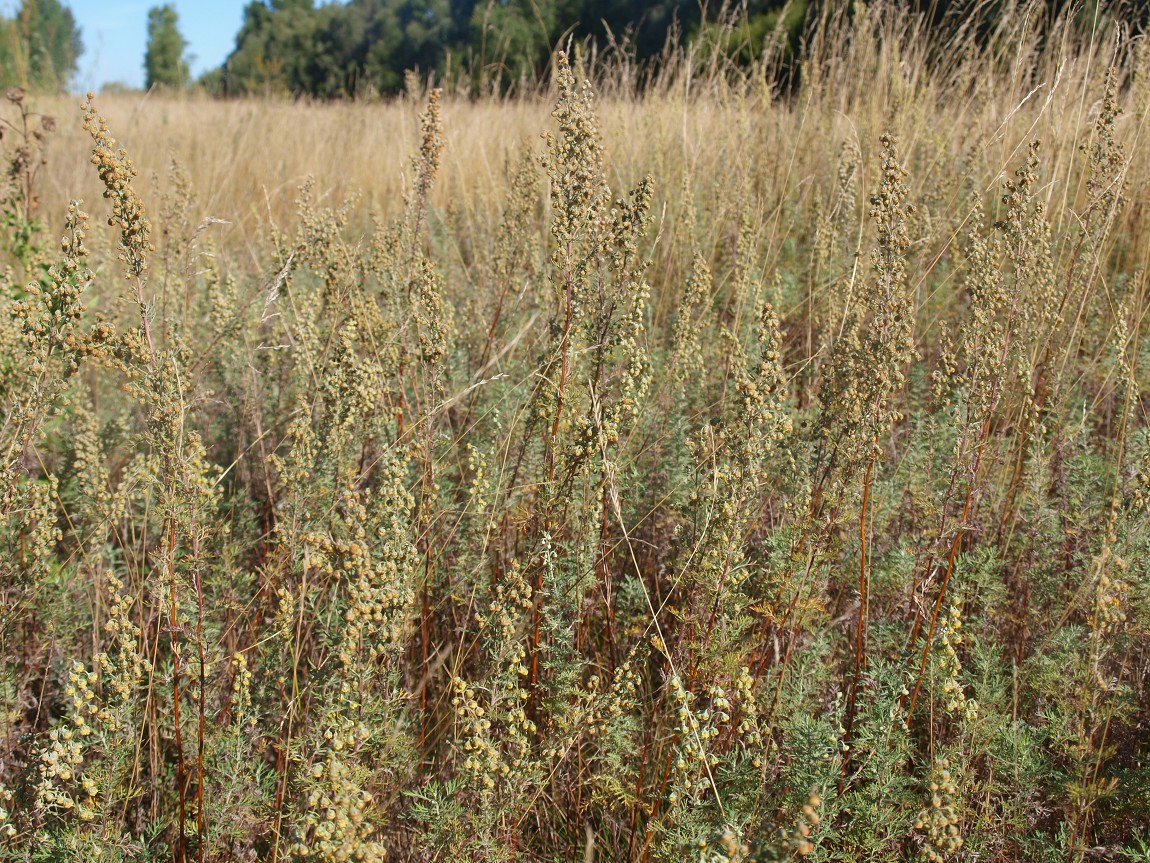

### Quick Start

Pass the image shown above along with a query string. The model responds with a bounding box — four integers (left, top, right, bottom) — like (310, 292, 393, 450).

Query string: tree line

(0, 0, 808, 97)
(191, 0, 1150, 98)
(200, 0, 807, 98)
(1, 0, 1147, 98)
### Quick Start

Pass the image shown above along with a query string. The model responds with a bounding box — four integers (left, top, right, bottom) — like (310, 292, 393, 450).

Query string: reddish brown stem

(906, 489, 971, 721)
(844, 454, 875, 740)
(193, 542, 206, 863)
(166, 516, 186, 863)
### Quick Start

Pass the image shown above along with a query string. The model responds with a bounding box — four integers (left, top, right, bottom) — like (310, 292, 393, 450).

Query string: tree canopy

(214, 0, 810, 98)
(0, 0, 83, 92)
(206, 0, 1150, 99)
(145, 4, 191, 90)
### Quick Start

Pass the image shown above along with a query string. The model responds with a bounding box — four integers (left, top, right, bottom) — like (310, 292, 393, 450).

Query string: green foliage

(214, 0, 791, 96)
(696, 0, 809, 67)
(4, 3, 1150, 861)
(221, 0, 457, 96)
(144, 4, 190, 90)
(0, 0, 83, 92)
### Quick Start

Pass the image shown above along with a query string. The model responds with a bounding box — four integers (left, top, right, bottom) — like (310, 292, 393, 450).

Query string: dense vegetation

(209, 0, 810, 97)
(184, 0, 1150, 98)
(0, 0, 82, 93)
(144, 5, 191, 92)
(2, 2, 1150, 861)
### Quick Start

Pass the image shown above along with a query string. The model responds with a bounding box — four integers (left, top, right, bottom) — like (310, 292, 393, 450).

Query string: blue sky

(45, 1, 249, 91)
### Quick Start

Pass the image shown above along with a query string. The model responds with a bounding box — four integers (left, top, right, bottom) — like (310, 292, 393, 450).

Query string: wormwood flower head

(541, 50, 609, 312)
(1089, 542, 1128, 637)
(820, 133, 918, 473)
(736, 301, 793, 460)
(80, 95, 152, 277)
(1082, 68, 1127, 238)
(413, 256, 450, 377)
(97, 572, 151, 710)
(791, 792, 823, 856)
(914, 760, 963, 861)
(451, 676, 504, 792)
(13, 202, 113, 389)
(938, 605, 978, 723)
(35, 662, 101, 818)
(414, 87, 444, 205)
(293, 723, 387, 863)
(998, 141, 1059, 354)
(231, 651, 253, 727)
(671, 252, 711, 385)
(326, 445, 417, 683)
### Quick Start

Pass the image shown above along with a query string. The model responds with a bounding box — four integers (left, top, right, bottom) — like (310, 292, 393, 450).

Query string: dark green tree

(211, 0, 806, 98)
(144, 4, 190, 89)
(358, 0, 454, 94)
(222, 0, 323, 96)
(695, 0, 809, 68)
(468, 0, 555, 86)
(0, 0, 83, 91)
(571, 0, 697, 60)
(224, 0, 457, 98)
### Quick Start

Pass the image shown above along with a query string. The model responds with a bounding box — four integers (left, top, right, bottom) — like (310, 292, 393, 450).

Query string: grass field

(2, 2, 1150, 861)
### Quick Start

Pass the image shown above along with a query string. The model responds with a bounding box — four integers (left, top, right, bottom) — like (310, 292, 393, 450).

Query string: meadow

(2, 2, 1150, 861)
